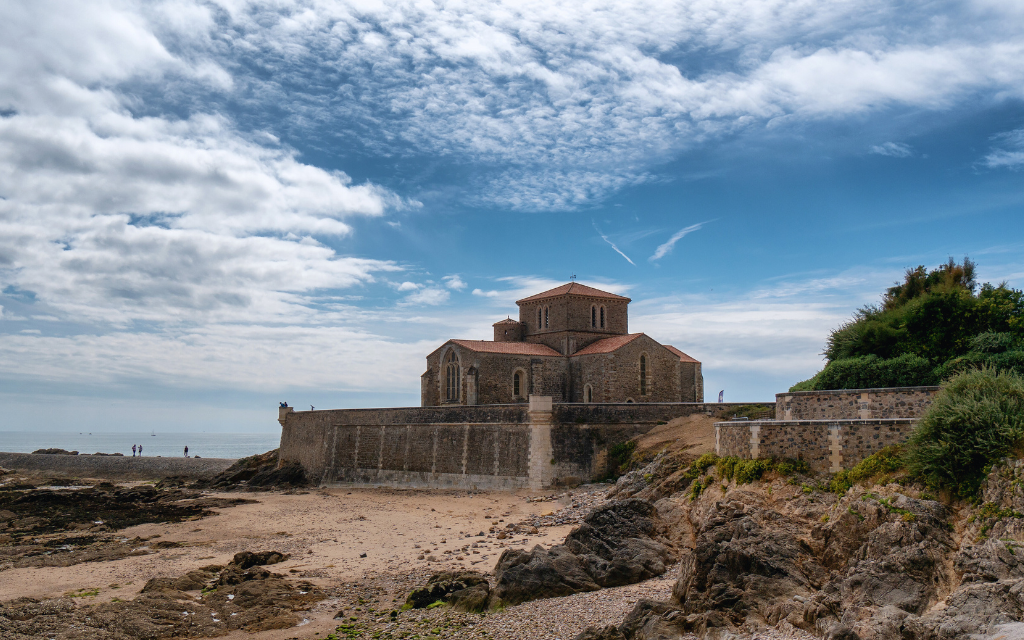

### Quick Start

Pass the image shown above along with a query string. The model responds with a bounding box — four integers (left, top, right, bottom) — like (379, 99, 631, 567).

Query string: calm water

(0, 431, 280, 460)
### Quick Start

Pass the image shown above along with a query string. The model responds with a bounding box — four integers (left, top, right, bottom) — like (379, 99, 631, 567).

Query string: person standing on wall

(132, 444, 136, 457)
(184, 445, 188, 458)
(138, 444, 142, 456)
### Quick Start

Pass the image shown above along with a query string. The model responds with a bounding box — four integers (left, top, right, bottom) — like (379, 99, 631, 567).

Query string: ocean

(0, 431, 280, 460)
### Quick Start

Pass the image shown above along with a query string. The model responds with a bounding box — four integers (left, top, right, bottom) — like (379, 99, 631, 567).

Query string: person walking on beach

(184, 445, 188, 458)
(132, 444, 136, 457)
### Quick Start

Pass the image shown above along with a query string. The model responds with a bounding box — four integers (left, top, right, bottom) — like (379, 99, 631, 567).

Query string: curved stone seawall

(0, 452, 236, 480)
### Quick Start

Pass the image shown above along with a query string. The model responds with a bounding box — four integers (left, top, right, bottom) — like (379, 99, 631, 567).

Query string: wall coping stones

(776, 386, 940, 398)
(715, 418, 918, 427)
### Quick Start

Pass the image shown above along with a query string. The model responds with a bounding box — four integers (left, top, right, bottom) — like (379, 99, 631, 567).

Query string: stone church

(421, 282, 703, 406)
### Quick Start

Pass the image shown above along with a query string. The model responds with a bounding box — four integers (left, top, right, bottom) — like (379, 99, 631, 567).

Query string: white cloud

(983, 128, 1024, 169)
(401, 287, 450, 306)
(472, 289, 501, 298)
(594, 224, 636, 266)
(0, 0, 406, 329)
(396, 282, 420, 292)
(650, 222, 710, 261)
(443, 275, 467, 290)
(870, 142, 914, 157)
(161, 0, 1024, 209)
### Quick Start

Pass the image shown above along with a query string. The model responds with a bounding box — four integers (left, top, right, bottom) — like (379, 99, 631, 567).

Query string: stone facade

(776, 386, 940, 420)
(279, 399, 753, 489)
(422, 282, 703, 406)
(715, 419, 918, 473)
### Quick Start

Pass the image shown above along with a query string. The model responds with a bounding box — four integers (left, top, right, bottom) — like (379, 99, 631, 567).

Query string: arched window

(444, 351, 460, 402)
(600, 306, 606, 329)
(640, 354, 647, 396)
(591, 305, 597, 328)
(544, 306, 549, 328)
(513, 371, 521, 398)
(584, 384, 593, 403)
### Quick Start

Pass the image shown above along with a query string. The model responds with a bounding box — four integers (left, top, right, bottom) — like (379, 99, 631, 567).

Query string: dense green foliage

(828, 445, 907, 494)
(906, 367, 1024, 498)
(792, 258, 1024, 391)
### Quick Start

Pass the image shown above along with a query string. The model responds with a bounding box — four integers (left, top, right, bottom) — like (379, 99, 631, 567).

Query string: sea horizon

(0, 431, 281, 460)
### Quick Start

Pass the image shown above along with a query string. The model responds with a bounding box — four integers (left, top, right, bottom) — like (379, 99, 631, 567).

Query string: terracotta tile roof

(665, 345, 700, 363)
(492, 318, 520, 325)
(573, 333, 643, 355)
(449, 339, 561, 356)
(516, 282, 630, 304)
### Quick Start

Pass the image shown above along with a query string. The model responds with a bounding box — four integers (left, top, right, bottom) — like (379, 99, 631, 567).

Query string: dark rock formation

(196, 449, 308, 490)
(405, 571, 490, 612)
(0, 550, 323, 638)
(493, 499, 671, 606)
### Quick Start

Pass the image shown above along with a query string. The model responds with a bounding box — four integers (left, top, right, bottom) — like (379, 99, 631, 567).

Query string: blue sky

(1, 0, 1023, 433)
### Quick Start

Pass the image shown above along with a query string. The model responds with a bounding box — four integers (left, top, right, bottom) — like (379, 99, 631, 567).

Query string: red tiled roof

(516, 282, 630, 304)
(665, 345, 700, 363)
(449, 339, 561, 356)
(573, 333, 643, 355)
(492, 318, 520, 325)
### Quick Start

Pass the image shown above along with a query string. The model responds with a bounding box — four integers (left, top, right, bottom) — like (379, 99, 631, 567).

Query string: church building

(421, 282, 703, 405)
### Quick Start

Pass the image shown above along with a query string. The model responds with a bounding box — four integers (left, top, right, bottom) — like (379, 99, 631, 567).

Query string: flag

(718, 390, 724, 403)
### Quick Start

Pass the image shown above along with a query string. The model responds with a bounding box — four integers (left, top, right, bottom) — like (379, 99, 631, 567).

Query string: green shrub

(793, 353, 936, 391)
(906, 367, 1024, 497)
(603, 440, 638, 479)
(829, 445, 906, 494)
(715, 456, 808, 484)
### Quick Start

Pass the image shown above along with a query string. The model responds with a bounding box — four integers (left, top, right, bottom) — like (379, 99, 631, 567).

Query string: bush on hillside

(906, 367, 1024, 498)
(791, 258, 1024, 391)
(795, 353, 936, 391)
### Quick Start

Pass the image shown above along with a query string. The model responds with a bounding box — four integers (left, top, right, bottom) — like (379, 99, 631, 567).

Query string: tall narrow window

(639, 355, 647, 396)
(600, 306, 605, 329)
(445, 351, 460, 401)
(538, 308, 542, 328)
(544, 306, 549, 328)
(585, 384, 593, 403)
(591, 306, 597, 328)
(513, 372, 521, 397)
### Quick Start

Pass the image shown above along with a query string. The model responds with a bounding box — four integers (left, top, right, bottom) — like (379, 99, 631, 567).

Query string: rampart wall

(279, 400, 765, 489)
(715, 419, 917, 473)
(776, 386, 940, 420)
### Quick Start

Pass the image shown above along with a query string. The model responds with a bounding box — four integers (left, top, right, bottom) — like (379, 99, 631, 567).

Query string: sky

(1, 0, 1023, 433)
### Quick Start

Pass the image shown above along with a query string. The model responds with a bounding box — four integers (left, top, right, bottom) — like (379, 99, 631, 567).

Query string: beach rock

(573, 624, 626, 640)
(406, 571, 489, 609)
(198, 449, 309, 490)
(231, 550, 288, 569)
(492, 544, 599, 605)
(30, 449, 77, 455)
(565, 499, 672, 587)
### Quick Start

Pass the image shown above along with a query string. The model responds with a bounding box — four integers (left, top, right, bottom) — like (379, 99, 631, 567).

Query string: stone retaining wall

(0, 452, 235, 480)
(714, 419, 917, 473)
(279, 399, 767, 489)
(776, 386, 939, 421)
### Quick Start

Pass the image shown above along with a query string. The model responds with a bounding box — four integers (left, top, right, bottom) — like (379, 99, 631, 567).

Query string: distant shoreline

(0, 451, 236, 481)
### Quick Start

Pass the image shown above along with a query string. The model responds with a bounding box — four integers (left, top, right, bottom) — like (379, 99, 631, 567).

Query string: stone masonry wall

(715, 419, 918, 473)
(776, 386, 940, 420)
(280, 401, 761, 489)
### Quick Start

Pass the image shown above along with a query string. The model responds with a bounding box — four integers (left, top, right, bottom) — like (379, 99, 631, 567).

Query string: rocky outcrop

(406, 571, 491, 612)
(0, 550, 323, 639)
(575, 459, 1024, 640)
(493, 499, 672, 606)
(196, 449, 309, 490)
